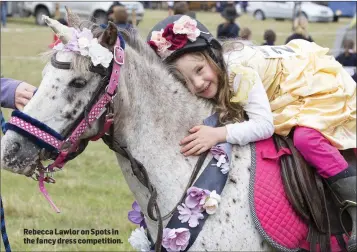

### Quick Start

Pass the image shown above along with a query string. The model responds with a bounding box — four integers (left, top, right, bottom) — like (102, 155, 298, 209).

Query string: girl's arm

(225, 71, 274, 145)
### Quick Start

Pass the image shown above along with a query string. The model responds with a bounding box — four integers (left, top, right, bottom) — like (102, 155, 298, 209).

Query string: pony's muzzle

(1, 130, 40, 176)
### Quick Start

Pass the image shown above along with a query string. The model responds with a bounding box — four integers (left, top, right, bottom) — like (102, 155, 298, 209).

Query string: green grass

(0, 9, 352, 251)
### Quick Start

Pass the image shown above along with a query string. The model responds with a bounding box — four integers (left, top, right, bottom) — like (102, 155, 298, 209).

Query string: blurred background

(1, 1, 356, 251)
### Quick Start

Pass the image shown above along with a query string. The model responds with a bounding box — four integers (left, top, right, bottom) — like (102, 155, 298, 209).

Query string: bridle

(6, 37, 124, 212)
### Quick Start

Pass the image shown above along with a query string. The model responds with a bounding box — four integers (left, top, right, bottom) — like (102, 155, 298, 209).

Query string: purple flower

(177, 203, 204, 228)
(185, 186, 210, 209)
(128, 201, 147, 228)
(211, 145, 230, 174)
(162, 228, 190, 252)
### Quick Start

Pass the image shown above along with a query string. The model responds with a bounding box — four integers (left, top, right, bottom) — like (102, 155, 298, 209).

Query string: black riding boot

(327, 167, 356, 252)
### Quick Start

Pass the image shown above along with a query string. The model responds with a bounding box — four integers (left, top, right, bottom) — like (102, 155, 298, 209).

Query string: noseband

(5, 36, 125, 212)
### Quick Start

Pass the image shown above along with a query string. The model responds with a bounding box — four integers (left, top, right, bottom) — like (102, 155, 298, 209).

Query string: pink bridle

(6, 38, 124, 212)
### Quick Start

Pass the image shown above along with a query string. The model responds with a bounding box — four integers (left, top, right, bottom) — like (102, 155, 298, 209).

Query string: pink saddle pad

(249, 138, 348, 252)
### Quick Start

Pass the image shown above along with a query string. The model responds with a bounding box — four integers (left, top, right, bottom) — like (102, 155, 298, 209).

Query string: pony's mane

(116, 27, 162, 65)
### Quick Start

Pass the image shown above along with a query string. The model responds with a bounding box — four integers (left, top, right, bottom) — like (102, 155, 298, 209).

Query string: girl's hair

(168, 48, 245, 125)
(264, 29, 276, 44)
(293, 15, 309, 38)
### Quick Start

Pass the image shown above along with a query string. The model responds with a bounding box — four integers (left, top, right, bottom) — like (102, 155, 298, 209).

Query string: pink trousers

(293, 126, 348, 178)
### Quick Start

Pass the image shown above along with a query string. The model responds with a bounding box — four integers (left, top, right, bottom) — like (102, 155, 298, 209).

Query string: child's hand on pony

(180, 125, 227, 156)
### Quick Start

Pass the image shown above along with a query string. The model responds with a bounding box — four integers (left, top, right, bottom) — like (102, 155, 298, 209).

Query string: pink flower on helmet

(173, 15, 201, 42)
(148, 29, 173, 59)
(148, 15, 202, 59)
(162, 23, 188, 51)
(162, 228, 190, 252)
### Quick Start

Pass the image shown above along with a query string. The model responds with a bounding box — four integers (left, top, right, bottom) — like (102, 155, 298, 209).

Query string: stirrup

(339, 200, 357, 238)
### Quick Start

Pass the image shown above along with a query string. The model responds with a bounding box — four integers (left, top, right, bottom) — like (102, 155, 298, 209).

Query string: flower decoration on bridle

(148, 15, 201, 59)
(53, 27, 113, 68)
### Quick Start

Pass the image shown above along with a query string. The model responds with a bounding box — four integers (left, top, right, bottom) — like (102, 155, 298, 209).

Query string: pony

(2, 9, 350, 252)
(0, 10, 266, 251)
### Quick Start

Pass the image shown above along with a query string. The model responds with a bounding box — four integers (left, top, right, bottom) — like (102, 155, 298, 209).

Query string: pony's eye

(69, 78, 87, 88)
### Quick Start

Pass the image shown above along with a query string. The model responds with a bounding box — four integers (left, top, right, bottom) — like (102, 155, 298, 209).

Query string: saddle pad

(249, 138, 308, 251)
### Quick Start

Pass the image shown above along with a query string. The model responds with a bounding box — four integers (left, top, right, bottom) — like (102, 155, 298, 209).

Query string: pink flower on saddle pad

(185, 186, 210, 209)
(177, 203, 204, 228)
(162, 228, 190, 252)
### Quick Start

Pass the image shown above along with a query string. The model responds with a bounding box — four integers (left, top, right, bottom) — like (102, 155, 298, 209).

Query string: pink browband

(8, 39, 124, 212)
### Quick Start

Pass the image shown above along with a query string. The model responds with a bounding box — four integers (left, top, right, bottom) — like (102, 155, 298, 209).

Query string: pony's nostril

(10, 142, 21, 154)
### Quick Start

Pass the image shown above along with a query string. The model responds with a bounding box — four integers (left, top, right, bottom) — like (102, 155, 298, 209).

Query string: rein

(102, 135, 209, 252)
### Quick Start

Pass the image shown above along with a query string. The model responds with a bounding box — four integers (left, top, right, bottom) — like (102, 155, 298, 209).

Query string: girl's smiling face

(175, 53, 219, 99)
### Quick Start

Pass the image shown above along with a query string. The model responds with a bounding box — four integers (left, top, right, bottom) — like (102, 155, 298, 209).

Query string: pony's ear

(99, 22, 118, 51)
(65, 6, 80, 29)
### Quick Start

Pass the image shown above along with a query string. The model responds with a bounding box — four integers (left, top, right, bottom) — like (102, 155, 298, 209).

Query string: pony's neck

(112, 45, 214, 231)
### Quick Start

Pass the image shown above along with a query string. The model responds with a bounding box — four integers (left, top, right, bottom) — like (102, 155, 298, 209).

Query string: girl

(147, 15, 356, 251)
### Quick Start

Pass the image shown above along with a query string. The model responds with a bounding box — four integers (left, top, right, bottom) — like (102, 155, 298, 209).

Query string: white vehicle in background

(22, 1, 144, 26)
(247, 1, 333, 22)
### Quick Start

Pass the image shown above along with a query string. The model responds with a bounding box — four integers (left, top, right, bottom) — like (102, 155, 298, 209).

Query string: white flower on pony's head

(128, 227, 151, 252)
(77, 28, 94, 56)
(52, 27, 113, 68)
(202, 190, 221, 215)
(173, 15, 200, 42)
(88, 39, 113, 68)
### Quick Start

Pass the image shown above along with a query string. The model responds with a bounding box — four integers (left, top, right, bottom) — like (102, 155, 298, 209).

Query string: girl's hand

(180, 125, 227, 156)
(15, 82, 36, 110)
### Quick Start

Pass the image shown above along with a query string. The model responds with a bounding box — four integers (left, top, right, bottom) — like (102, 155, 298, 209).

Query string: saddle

(274, 134, 353, 252)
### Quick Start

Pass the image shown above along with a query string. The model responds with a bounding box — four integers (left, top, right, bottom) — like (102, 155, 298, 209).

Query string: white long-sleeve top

(223, 58, 274, 145)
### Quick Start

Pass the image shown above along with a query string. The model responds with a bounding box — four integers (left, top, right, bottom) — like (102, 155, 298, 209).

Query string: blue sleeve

(1, 78, 22, 109)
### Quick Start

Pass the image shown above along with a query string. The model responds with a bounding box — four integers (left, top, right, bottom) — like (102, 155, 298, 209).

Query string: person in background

(262, 29, 276, 46)
(112, 5, 133, 31)
(49, 18, 68, 49)
(241, 1, 248, 13)
(167, 1, 174, 16)
(1, 1, 8, 27)
(285, 15, 313, 44)
(1, 78, 36, 110)
(107, 1, 124, 22)
(336, 39, 357, 67)
(239, 27, 252, 41)
(173, 1, 196, 19)
(217, 5, 240, 40)
(1, 78, 36, 133)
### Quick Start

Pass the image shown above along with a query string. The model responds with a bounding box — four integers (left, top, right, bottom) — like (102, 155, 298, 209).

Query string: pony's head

(1, 9, 120, 176)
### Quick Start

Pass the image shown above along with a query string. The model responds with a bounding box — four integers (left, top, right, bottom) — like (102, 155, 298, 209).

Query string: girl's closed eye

(196, 66, 203, 74)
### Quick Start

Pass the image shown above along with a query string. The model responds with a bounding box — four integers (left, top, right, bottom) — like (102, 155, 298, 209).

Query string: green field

(0, 9, 352, 251)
